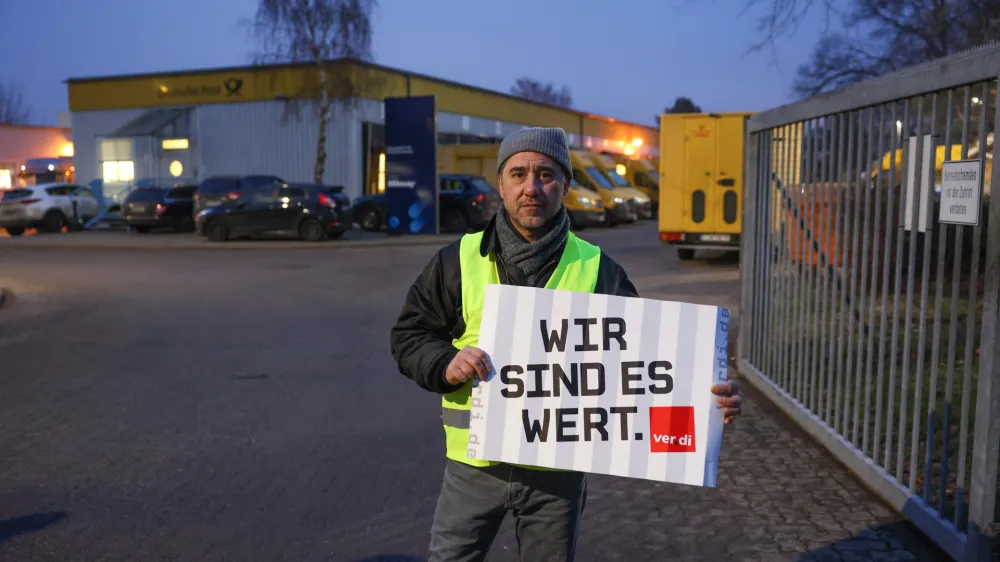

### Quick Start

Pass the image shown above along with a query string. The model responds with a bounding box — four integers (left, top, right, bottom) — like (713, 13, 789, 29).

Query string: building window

(100, 138, 132, 161)
(0, 168, 11, 189)
(162, 138, 190, 150)
(103, 161, 135, 183)
(99, 138, 135, 183)
(377, 153, 386, 192)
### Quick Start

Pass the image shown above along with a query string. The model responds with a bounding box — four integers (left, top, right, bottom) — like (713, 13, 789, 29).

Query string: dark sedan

(352, 174, 501, 233)
(122, 184, 198, 232)
(195, 183, 352, 242)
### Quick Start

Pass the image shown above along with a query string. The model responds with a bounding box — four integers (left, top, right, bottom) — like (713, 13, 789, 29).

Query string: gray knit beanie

(496, 127, 573, 180)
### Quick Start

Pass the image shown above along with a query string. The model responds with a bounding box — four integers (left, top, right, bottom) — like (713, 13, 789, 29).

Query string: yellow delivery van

(569, 150, 638, 225)
(588, 152, 654, 219)
(438, 144, 607, 230)
(616, 156, 660, 208)
(658, 112, 753, 260)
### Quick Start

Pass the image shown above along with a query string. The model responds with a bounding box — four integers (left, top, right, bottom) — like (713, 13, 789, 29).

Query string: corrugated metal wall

(72, 97, 606, 203)
(195, 99, 382, 201)
(72, 100, 382, 201)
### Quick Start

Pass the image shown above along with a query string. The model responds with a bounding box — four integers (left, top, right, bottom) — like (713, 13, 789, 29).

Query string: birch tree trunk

(315, 63, 331, 184)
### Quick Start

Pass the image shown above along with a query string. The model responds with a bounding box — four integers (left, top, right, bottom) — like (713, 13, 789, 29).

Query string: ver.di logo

(224, 78, 244, 96)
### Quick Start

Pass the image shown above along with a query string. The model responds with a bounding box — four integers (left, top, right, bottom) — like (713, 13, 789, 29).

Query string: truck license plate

(701, 234, 731, 242)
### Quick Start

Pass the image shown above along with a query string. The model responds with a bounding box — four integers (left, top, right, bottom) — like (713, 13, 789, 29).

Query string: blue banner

(384, 95, 438, 235)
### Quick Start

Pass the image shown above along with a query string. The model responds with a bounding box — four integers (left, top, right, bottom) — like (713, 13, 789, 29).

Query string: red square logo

(649, 406, 697, 453)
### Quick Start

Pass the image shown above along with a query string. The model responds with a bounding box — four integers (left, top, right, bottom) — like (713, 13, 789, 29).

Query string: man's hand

(711, 380, 743, 425)
(445, 346, 494, 386)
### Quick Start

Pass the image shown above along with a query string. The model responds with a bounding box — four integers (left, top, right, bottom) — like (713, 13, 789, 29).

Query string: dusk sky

(1, 0, 827, 128)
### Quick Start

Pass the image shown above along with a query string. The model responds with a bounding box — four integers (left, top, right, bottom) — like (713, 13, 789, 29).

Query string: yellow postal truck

(588, 152, 654, 219)
(658, 112, 753, 260)
(569, 150, 638, 225)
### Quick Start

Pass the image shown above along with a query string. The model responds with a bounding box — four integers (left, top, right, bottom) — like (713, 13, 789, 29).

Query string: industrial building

(66, 59, 659, 202)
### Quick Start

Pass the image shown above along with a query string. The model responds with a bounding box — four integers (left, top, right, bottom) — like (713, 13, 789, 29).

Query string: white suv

(0, 183, 101, 236)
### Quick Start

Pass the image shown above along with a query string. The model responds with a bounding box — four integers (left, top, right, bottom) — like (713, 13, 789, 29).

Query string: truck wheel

(300, 218, 325, 242)
(677, 248, 695, 261)
(42, 211, 67, 233)
(178, 215, 195, 232)
(359, 208, 382, 232)
(206, 220, 229, 242)
(5, 227, 24, 236)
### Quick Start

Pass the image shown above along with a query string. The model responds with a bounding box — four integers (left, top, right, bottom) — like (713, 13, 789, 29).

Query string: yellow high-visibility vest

(442, 229, 602, 467)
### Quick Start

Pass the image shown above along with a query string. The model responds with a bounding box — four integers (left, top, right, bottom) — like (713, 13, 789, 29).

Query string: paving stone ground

(0, 222, 948, 561)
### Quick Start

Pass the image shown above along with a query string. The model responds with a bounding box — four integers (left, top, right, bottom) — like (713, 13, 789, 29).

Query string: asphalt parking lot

(0, 222, 945, 561)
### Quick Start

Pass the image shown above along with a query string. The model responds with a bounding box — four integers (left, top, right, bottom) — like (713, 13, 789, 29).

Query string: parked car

(0, 183, 101, 235)
(193, 174, 285, 216)
(195, 183, 352, 242)
(122, 184, 198, 233)
(352, 174, 502, 233)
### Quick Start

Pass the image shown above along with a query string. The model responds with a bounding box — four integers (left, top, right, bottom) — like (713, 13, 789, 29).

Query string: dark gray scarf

(495, 205, 570, 286)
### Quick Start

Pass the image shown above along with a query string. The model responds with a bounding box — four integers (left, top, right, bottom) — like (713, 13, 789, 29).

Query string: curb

(0, 237, 461, 253)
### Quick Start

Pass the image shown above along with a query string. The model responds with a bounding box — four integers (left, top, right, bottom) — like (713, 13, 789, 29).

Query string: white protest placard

(939, 159, 984, 226)
(467, 285, 729, 488)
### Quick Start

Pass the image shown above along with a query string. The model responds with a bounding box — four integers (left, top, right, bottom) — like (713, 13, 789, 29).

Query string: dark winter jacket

(389, 214, 639, 395)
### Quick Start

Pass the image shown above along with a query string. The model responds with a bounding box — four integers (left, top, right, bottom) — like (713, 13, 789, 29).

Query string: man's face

(497, 151, 569, 236)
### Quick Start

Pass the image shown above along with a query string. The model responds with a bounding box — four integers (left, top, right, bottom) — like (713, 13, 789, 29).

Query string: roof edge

(65, 58, 658, 133)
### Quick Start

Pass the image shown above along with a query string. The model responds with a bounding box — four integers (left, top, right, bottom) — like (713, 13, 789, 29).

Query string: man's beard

(511, 197, 561, 232)
(513, 196, 548, 229)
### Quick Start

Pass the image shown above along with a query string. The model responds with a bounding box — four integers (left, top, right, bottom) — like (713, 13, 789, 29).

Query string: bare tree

(792, 0, 1000, 97)
(510, 78, 573, 108)
(251, 0, 378, 183)
(0, 81, 32, 125)
(740, 0, 840, 55)
(735, 0, 1000, 98)
(654, 96, 703, 125)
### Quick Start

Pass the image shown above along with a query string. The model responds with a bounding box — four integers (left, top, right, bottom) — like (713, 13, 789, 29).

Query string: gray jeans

(427, 459, 587, 562)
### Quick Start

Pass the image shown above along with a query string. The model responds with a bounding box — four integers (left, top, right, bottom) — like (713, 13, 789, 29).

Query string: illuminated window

(99, 138, 132, 161)
(103, 161, 135, 183)
(0, 169, 10, 189)
(162, 138, 190, 150)
(61, 142, 74, 157)
(378, 153, 386, 192)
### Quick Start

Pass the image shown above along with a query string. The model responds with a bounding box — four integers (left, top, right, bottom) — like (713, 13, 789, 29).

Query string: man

(389, 127, 742, 561)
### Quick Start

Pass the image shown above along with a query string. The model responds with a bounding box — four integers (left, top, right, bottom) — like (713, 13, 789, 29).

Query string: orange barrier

(782, 182, 849, 267)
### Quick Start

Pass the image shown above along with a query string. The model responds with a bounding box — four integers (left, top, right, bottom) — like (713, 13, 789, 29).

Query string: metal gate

(737, 44, 1000, 561)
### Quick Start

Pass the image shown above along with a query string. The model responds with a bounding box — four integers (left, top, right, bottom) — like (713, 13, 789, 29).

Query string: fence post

(967, 79, 1000, 561)
(739, 126, 760, 367)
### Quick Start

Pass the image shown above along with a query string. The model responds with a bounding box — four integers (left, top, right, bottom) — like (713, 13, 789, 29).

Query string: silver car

(0, 183, 101, 236)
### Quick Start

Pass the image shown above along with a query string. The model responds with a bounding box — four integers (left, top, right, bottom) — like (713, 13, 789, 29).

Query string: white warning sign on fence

(939, 159, 984, 226)
(466, 284, 729, 488)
